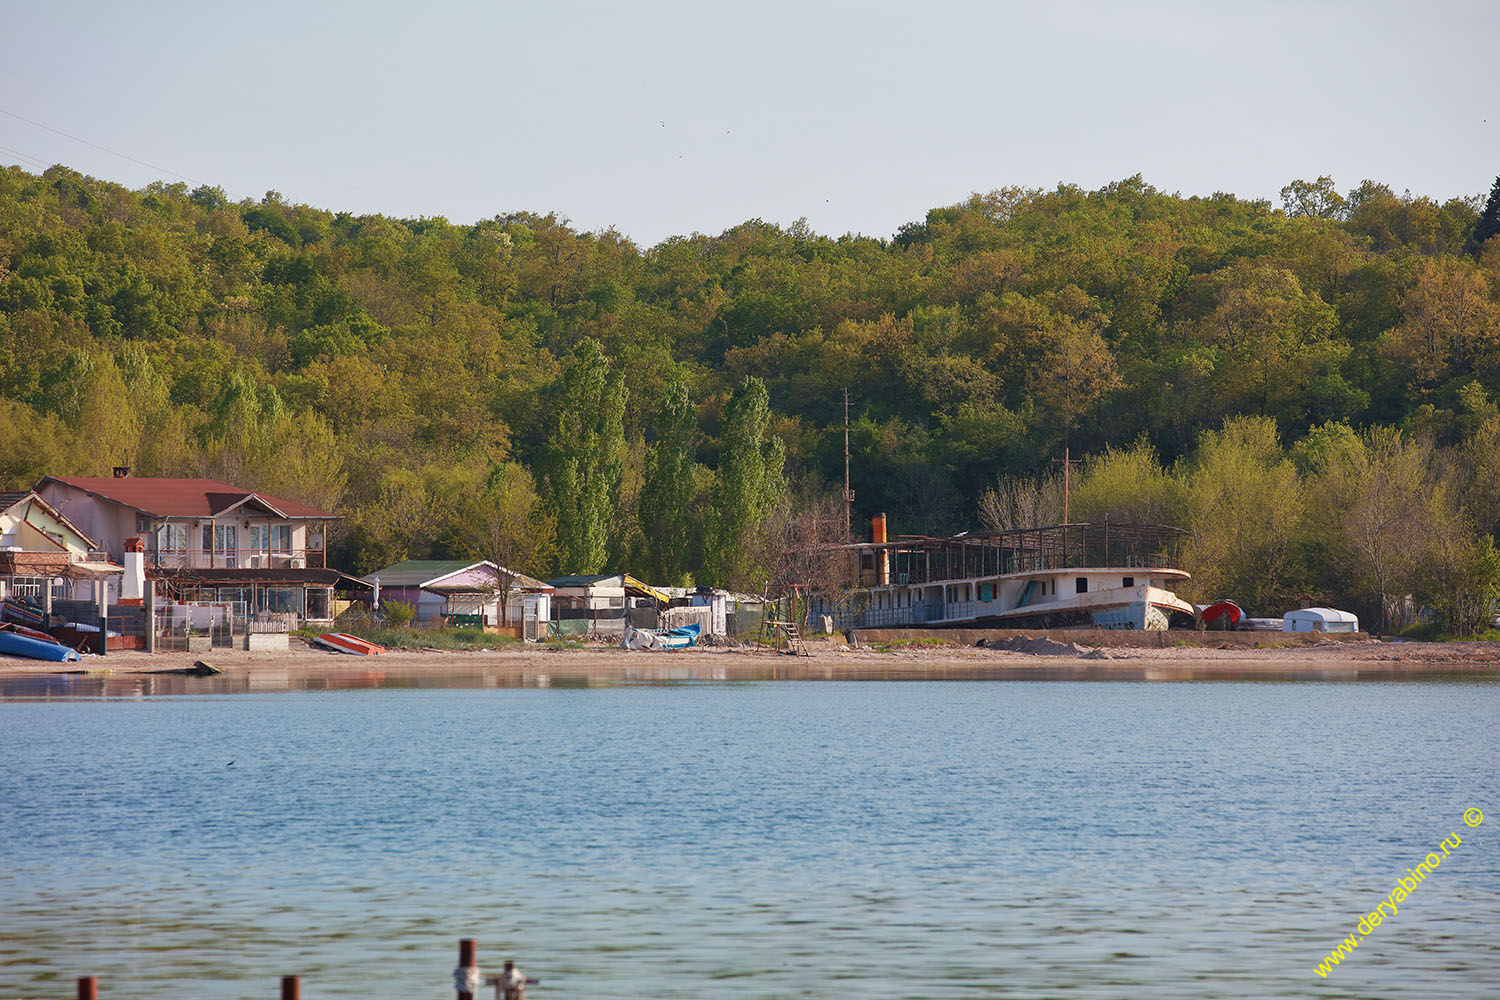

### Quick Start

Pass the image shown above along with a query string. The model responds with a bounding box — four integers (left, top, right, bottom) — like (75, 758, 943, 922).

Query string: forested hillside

(3, 165, 1499, 629)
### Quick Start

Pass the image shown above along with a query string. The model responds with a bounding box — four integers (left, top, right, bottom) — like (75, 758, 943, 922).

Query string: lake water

(1, 678, 1496, 999)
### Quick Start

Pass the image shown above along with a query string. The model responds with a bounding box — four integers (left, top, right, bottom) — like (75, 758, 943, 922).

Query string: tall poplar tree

(704, 376, 786, 591)
(546, 338, 626, 575)
(638, 368, 695, 585)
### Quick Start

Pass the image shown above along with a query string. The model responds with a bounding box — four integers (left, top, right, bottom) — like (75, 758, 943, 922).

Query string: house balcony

(149, 547, 327, 571)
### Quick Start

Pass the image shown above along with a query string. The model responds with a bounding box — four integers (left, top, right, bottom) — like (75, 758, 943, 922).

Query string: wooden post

(97, 577, 108, 658)
(77, 977, 97, 1000)
(457, 938, 477, 1000)
(281, 975, 299, 1000)
(144, 584, 156, 654)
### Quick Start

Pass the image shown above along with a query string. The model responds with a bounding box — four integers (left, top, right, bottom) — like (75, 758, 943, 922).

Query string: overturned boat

(622, 622, 701, 650)
(810, 519, 1194, 631)
(312, 632, 385, 655)
(0, 622, 81, 662)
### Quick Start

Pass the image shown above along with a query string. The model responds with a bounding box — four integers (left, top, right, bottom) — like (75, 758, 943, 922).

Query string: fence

(153, 602, 290, 651)
(832, 601, 946, 630)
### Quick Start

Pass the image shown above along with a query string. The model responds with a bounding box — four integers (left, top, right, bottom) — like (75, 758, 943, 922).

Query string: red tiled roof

(40, 477, 339, 519)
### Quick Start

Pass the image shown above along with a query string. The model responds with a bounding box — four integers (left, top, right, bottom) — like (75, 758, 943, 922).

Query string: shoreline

(3, 635, 1499, 687)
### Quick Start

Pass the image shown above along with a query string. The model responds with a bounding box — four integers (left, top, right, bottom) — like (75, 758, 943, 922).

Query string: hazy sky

(3, 0, 1497, 246)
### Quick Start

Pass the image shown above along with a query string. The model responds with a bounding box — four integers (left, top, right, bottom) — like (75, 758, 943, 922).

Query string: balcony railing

(149, 547, 326, 570)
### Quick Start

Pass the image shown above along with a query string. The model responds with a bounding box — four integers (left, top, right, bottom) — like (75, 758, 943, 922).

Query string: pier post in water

(281, 976, 300, 1000)
(78, 977, 97, 1000)
(456, 938, 479, 1000)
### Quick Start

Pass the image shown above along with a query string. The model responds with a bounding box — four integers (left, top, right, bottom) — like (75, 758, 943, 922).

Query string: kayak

(0, 623, 80, 662)
(311, 632, 385, 655)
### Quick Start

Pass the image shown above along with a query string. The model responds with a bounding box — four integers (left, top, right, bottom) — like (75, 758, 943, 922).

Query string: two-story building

(0, 490, 122, 610)
(35, 474, 355, 624)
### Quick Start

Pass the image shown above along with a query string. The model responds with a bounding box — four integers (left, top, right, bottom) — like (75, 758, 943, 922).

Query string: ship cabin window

(1123, 577, 1134, 588)
(979, 583, 995, 602)
(1076, 577, 1088, 594)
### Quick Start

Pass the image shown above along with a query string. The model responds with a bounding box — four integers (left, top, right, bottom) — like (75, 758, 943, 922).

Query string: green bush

(381, 600, 416, 627)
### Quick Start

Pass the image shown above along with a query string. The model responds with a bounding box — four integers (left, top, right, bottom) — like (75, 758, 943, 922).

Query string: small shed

(1282, 607, 1359, 633)
(688, 587, 729, 637)
(363, 559, 551, 626)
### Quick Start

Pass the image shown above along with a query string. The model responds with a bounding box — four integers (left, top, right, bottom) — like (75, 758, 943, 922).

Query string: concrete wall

(848, 627, 1371, 648)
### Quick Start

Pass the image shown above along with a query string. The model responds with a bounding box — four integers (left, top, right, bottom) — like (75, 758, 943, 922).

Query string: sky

(2, 0, 1497, 247)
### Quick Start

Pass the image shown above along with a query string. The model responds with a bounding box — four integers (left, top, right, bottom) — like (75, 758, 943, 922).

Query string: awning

(148, 567, 369, 589)
(0, 552, 122, 579)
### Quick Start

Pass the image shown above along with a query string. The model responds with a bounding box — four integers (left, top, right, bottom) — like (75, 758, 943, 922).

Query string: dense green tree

(637, 368, 696, 585)
(1467, 175, 1500, 256)
(544, 338, 626, 575)
(704, 376, 786, 591)
(450, 461, 557, 626)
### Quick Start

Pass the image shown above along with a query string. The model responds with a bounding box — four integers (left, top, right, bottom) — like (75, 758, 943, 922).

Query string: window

(305, 588, 330, 621)
(1122, 577, 1134, 588)
(979, 583, 995, 602)
(156, 523, 188, 556)
(203, 524, 238, 567)
(259, 587, 302, 615)
(271, 524, 292, 553)
(1076, 577, 1088, 594)
(249, 524, 268, 554)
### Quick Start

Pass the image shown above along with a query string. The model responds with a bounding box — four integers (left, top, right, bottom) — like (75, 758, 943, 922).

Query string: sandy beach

(4, 633, 1500, 686)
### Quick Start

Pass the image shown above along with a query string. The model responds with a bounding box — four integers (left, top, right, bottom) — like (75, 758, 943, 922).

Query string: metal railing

(149, 548, 324, 570)
(833, 601, 947, 629)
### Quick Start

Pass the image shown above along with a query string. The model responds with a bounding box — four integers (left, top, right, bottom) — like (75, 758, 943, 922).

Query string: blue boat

(0, 624, 80, 662)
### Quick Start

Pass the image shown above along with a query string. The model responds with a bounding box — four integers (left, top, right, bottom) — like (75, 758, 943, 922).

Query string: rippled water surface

(1, 680, 1496, 999)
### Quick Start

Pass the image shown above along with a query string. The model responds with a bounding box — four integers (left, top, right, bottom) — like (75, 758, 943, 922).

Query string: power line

(0, 143, 51, 171)
(0, 106, 200, 184)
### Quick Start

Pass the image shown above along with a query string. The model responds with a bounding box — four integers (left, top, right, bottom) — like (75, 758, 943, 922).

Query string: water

(1, 680, 1496, 999)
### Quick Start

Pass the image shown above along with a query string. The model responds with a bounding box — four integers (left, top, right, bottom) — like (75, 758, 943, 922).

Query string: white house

(35, 473, 350, 623)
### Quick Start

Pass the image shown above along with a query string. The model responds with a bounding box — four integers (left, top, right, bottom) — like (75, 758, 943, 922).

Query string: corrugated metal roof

(362, 560, 480, 587)
(422, 564, 553, 593)
(40, 477, 339, 519)
(546, 574, 620, 587)
(364, 560, 552, 591)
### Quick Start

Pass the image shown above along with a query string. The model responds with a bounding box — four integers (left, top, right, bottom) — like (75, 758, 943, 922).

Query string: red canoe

(311, 632, 385, 656)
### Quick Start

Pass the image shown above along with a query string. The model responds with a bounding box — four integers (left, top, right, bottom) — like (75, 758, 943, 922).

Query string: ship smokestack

(872, 513, 890, 585)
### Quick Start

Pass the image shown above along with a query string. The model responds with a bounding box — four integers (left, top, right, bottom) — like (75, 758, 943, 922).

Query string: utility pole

(1053, 445, 1082, 524)
(1050, 345, 1081, 525)
(843, 387, 854, 535)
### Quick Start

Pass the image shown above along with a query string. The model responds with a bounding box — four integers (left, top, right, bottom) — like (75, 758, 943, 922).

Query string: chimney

(113, 466, 131, 478)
